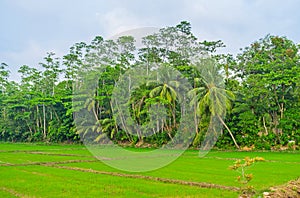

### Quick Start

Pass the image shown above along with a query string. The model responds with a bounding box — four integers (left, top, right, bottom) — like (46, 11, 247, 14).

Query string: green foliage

(229, 156, 265, 196)
(0, 22, 300, 149)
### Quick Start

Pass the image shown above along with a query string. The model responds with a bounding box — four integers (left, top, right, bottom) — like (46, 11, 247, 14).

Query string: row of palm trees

(148, 62, 240, 148)
(81, 60, 240, 148)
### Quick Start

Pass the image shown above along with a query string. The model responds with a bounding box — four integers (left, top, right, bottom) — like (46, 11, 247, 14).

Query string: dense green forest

(1, 21, 299, 150)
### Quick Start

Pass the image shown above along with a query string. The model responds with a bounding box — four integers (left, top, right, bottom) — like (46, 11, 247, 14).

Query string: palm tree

(148, 66, 180, 130)
(190, 59, 239, 149)
(188, 78, 205, 135)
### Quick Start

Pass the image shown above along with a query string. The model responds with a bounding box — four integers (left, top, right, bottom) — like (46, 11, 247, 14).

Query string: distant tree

(235, 35, 300, 144)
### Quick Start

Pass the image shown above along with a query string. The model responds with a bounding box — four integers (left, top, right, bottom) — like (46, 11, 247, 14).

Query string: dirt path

(0, 159, 98, 167)
(0, 147, 87, 153)
(204, 156, 300, 165)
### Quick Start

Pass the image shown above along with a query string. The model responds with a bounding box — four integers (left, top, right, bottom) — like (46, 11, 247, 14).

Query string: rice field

(0, 143, 299, 197)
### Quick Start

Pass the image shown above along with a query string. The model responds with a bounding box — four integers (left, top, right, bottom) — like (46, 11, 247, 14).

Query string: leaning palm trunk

(217, 114, 239, 149)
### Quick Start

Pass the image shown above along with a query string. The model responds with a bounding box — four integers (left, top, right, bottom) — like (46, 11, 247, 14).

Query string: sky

(1, 0, 300, 80)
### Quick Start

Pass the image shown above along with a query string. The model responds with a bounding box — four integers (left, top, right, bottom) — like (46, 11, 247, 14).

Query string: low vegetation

(0, 143, 299, 197)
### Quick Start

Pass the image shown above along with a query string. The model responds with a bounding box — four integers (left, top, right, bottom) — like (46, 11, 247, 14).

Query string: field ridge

(44, 164, 240, 191)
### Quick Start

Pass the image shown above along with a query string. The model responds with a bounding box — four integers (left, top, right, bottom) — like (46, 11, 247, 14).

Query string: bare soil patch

(263, 178, 300, 198)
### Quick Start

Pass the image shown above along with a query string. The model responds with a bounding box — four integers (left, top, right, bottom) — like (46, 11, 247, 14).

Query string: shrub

(229, 156, 265, 197)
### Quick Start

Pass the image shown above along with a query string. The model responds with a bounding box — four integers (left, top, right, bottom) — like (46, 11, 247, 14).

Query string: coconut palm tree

(148, 66, 181, 130)
(190, 59, 239, 149)
(145, 65, 192, 143)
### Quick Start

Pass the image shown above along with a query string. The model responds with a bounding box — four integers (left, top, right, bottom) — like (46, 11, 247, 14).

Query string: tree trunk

(280, 84, 285, 119)
(172, 107, 176, 128)
(36, 105, 39, 131)
(217, 114, 239, 149)
(194, 103, 199, 134)
(262, 116, 268, 135)
(113, 101, 132, 142)
(26, 120, 33, 137)
(43, 104, 46, 139)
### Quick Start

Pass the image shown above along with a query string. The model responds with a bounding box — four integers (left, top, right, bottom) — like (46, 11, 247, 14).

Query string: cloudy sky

(1, 0, 300, 80)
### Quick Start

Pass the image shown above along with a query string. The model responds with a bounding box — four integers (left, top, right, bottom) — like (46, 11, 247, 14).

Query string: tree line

(1, 21, 299, 149)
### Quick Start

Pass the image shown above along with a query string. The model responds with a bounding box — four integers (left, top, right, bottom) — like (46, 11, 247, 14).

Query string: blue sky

(1, 0, 300, 80)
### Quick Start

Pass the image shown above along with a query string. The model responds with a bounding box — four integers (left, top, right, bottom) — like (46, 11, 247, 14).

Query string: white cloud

(97, 8, 144, 37)
(180, 0, 300, 54)
(1, 0, 300, 81)
(1, 41, 65, 81)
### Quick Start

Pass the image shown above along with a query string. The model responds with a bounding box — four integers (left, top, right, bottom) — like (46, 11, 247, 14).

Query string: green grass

(61, 150, 300, 190)
(0, 152, 92, 164)
(0, 143, 299, 197)
(0, 142, 84, 151)
(0, 166, 237, 198)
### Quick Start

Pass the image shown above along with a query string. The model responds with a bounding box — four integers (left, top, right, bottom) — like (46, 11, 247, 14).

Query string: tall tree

(235, 35, 300, 143)
(191, 59, 239, 148)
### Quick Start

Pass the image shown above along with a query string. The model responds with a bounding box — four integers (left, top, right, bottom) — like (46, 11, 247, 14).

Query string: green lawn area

(0, 143, 299, 197)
